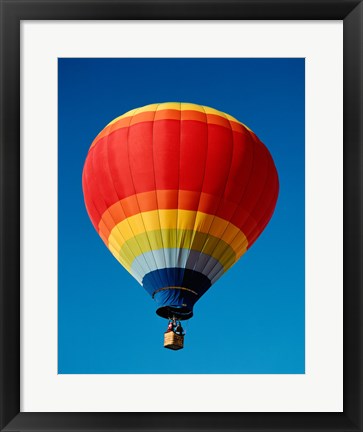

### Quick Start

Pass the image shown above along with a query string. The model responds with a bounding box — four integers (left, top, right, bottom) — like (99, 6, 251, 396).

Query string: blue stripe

(142, 268, 212, 319)
(131, 248, 224, 282)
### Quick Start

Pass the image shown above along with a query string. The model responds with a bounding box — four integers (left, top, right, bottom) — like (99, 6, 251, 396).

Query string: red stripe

(179, 119, 208, 194)
(128, 121, 156, 193)
(153, 117, 180, 190)
(230, 137, 270, 228)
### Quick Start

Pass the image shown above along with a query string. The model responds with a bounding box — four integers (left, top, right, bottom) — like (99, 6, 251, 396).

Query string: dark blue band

(142, 268, 211, 319)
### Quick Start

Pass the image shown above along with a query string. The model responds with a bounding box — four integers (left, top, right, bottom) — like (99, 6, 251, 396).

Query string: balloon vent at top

(82, 102, 279, 320)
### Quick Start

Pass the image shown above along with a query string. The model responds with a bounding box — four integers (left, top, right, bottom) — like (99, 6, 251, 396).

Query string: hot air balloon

(82, 102, 279, 350)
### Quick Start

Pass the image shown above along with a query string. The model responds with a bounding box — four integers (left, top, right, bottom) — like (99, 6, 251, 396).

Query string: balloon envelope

(82, 103, 279, 319)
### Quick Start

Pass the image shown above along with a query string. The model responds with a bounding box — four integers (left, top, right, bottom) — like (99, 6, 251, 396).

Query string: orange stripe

(181, 110, 206, 122)
(90, 109, 249, 150)
(155, 109, 181, 121)
(97, 190, 239, 244)
(130, 110, 157, 125)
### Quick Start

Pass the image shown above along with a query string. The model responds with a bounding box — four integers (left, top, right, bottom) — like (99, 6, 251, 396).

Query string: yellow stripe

(107, 209, 248, 256)
(104, 102, 251, 131)
(115, 229, 240, 272)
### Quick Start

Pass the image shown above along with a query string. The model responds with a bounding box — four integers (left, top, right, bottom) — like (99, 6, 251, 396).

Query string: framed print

(0, 1, 362, 431)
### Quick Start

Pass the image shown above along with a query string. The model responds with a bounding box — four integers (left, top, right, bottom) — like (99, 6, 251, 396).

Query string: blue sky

(58, 58, 305, 374)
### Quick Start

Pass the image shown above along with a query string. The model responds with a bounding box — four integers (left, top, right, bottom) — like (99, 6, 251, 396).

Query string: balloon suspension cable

(168, 315, 177, 325)
(166, 316, 185, 336)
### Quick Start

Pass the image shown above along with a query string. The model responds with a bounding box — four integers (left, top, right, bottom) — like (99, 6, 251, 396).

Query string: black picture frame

(1, 1, 362, 431)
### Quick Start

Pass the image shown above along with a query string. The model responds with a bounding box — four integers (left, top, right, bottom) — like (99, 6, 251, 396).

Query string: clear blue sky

(58, 58, 305, 374)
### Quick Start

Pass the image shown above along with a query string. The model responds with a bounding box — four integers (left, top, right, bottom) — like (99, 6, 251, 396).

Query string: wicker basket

(164, 331, 184, 350)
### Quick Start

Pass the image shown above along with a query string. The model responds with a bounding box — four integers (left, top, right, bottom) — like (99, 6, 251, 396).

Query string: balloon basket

(164, 331, 184, 350)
